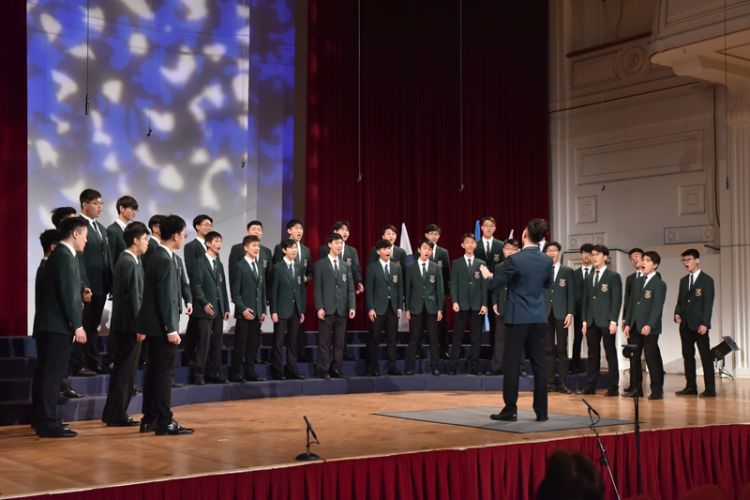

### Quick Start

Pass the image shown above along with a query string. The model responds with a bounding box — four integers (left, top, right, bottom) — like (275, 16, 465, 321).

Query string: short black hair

(544, 241, 561, 252)
(628, 247, 644, 257)
(417, 238, 434, 249)
(580, 243, 594, 254)
(480, 216, 496, 226)
(246, 220, 263, 230)
(192, 214, 213, 230)
(280, 239, 296, 250)
(51, 206, 77, 229)
(681, 248, 700, 259)
(326, 233, 343, 244)
(504, 238, 520, 249)
(161, 215, 186, 241)
(381, 224, 398, 236)
(148, 214, 164, 231)
(123, 222, 149, 247)
(79, 188, 102, 206)
(424, 224, 441, 234)
(591, 244, 609, 257)
(286, 218, 304, 230)
(59, 216, 89, 240)
(39, 229, 59, 253)
(643, 250, 661, 266)
(526, 218, 549, 244)
(536, 450, 604, 500)
(115, 195, 138, 215)
(205, 231, 222, 244)
(242, 235, 260, 246)
(331, 220, 350, 232)
(461, 233, 476, 243)
(375, 239, 391, 250)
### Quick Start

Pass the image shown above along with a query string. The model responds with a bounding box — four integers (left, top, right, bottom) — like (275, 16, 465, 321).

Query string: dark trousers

(193, 315, 224, 377)
(502, 323, 547, 417)
(231, 318, 261, 377)
(406, 311, 439, 370)
(438, 297, 450, 357)
(585, 324, 619, 390)
(450, 310, 482, 371)
(182, 316, 197, 367)
(317, 313, 347, 376)
(630, 328, 664, 394)
(368, 308, 398, 370)
(484, 292, 496, 358)
(545, 314, 569, 386)
(491, 315, 507, 372)
(71, 294, 106, 371)
(32, 332, 73, 431)
(141, 336, 177, 427)
(571, 312, 584, 368)
(680, 324, 715, 392)
(271, 314, 301, 377)
(102, 330, 141, 423)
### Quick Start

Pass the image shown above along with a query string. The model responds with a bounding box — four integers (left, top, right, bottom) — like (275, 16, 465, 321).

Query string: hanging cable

(458, 0, 464, 192)
(84, 0, 90, 115)
(146, 0, 153, 136)
(241, 0, 249, 168)
(357, 0, 362, 182)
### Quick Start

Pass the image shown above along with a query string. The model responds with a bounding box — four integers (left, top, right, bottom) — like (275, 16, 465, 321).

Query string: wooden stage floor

(1, 374, 749, 499)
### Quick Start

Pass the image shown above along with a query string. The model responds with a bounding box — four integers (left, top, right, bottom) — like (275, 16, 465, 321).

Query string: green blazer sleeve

(608, 272, 623, 323)
(647, 279, 667, 331)
(191, 258, 209, 311)
(565, 268, 575, 315)
(177, 256, 192, 306)
(230, 261, 248, 314)
(703, 275, 715, 328)
(403, 264, 413, 311)
(314, 262, 325, 311)
(155, 257, 178, 334)
(347, 267, 356, 309)
(270, 264, 280, 315)
(436, 267, 445, 311)
(57, 253, 83, 333)
(674, 277, 685, 317)
(396, 264, 404, 309)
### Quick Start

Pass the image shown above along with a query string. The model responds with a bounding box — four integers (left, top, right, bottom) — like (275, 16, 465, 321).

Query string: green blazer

(80, 219, 112, 295)
(368, 245, 408, 274)
(582, 267, 622, 327)
(431, 245, 451, 295)
(191, 255, 229, 320)
(35, 246, 83, 335)
(136, 246, 180, 336)
(183, 238, 206, 277)
(674, 271, 714, 330)
(365, 260, 404, 314)
(314, 256, 355, 316)
(450, 256, 487, 311)
(273, 242, 313, 282)
(622, 272, 639, 326)
(110, 252, 144, 332)
(544, 265, 575, 320)
(626, 274, 667, 334)
(404, 260, 444, 314)
(229, 242, 272, 295)
(475, 238, 504, 267)
(491, 262, 508, 318)
(320, 244, 363, 285)
(174, 254, 192, 311)
(230, 258, 266, 320)
(106, 222, 127, 269)
(270, 260, 306, 319)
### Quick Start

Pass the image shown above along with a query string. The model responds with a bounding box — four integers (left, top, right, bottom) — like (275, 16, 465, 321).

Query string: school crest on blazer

(644, 290, 652, 299)
(392, 274, 398, 283)
(342, 273, 347, 282)
(474, 271, 481, 279)
(429, 274, 436, 283)
(601, 283, 609, 293)
(494, 254, 500, 262)
(695, 288, 702, 297)
(262, 259, 268, 269)
(559, 279, 567, 287)
(346, 257, 352, 266)
(437, 261, 443, 268)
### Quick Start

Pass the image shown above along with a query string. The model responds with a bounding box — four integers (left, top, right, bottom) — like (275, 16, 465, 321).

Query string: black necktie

(384, 263, 389, 279)
(421, 262, 426, 278)
(593, 270, 600, 288)
(584, 268, 590, 281)
(251, 260, 258, 276)
(468, 258, 473, 269)
(689, 274, 694, 291)
(334, 259, 339, 276)
(212, 258, 217, 273)
(289, 262, 294, 277)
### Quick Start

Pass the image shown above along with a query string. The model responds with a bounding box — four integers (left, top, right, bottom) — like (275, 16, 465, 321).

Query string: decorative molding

(678, 184, 706, 214)
(576, 129, 704, 184)
(568, 232, 607, 251)
(663, 224, 715, 244)
(576, 196, 598, 224)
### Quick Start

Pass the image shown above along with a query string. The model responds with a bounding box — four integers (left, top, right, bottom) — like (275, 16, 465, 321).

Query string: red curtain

(28, 424, 750, 500)
(305, 0, 549, 328)
(0, 0, 28, 336)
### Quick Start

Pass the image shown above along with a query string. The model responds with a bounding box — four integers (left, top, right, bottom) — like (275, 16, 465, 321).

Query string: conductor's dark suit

(102, 251, 144, 424)
(32, 244, 83, 434)
(314, 256, 355, 377)
(486, 246, 552, 418)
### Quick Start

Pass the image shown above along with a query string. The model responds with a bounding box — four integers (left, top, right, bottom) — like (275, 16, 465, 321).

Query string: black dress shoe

(536, 415, 549, 422)
(205, 375, 228, 384)
(139, 421, 156, 433)
(228, 375, 245, 383)
(75, 367, 97, 377)
(271, 374, 287, 381)
(329, 369, 344, 378)
(700, 390, 717, 398)
(648, 393, 664, 400)
(171, 382, 184, 388)
(432, 369, 441, 376)
(576, 387, 595, 395)
(490, 411, 517, 422)
(286, 372, 306, 380)
(367, 367, 380, 377)
(547, 384, 559, 393)
(469, 369, 482, 376)
(191, 375, 205, 385)
(621, 389, 643, 398)
(316, 372, 331, 380)
(37, 426, 77, 438)
(107, 418, 140, 427)
(605, 388, 619, 397)
(244, 373, 267, 382)
(155, 420, 194, 436)
(387, 368, 402, 376)
(558, 385, 572, 395)
(675, 387, 698, 396)
(622, 385, 633, 394)
(62, 388, 85, 399)
(404, 369, 415, 376)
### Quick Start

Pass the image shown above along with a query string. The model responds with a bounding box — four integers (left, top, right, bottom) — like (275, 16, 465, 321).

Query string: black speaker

(711, 336, 739, 361)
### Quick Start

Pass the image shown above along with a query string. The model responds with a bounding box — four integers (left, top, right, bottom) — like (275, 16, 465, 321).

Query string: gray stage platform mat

(375, 406, 634, 434)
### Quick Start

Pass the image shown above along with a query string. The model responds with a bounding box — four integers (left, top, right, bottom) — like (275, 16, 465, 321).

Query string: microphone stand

(295, 416, 321, 461)
(585, 402, 620, 500)
(633, 392, 642, 494)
